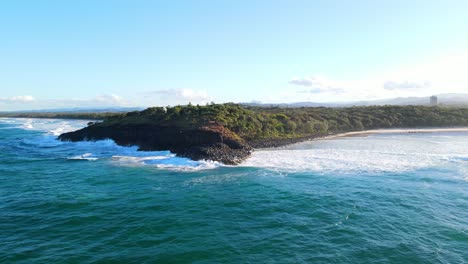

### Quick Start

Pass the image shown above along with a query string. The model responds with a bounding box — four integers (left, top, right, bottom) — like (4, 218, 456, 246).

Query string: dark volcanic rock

(58, 123, 252, 165)
(184, 143, 251, 165)
(247, 133, 328, 148)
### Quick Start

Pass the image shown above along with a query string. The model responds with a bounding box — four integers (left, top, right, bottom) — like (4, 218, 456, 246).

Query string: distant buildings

(430, 96, 438, 106)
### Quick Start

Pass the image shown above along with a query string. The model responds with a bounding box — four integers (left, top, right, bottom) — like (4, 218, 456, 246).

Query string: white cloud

(0, 89, 210, 111)
(93, 94, 126, 104)
(48, 94, 130, 107)
(290, 76, 345, 94)
(149, 88, 213, 105)
(289, 77, 316, 87)
(374, 50, 468, 95)
(0, 95, 35, 104)
(383, 80, 431, 90)
(0, 94, 132, 111)
(276, 50, 468, 103)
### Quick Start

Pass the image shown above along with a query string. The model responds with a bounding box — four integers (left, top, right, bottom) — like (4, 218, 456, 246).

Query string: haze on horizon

(1, 0, 468, 111)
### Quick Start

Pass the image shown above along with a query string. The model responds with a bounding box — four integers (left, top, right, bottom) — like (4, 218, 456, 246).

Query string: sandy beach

(326, 127, 468, 140)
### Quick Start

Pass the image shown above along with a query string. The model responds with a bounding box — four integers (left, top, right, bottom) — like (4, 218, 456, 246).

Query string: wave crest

(242, 133, 468, 173)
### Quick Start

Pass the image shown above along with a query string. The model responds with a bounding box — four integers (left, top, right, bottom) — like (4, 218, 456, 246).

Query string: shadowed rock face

(58, 124, 252, 165)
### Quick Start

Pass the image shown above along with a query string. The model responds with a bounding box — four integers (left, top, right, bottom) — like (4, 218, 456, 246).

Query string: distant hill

(1, 107, 144, 114)
(0, 107, 145, 120)
(243, 93, 468, 108)
(351, 93, 468, 106)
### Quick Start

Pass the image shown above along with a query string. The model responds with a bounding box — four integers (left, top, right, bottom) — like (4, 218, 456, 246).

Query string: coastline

(3, 116, 468, 164)
(326, 127, 468, 140)
(258, 127, 468, 150)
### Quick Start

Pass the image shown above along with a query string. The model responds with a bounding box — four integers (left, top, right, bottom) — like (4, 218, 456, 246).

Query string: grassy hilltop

(96, 103, 468, 142)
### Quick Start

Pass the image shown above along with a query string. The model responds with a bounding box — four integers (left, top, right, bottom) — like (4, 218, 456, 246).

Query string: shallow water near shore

(1, 118, 467, 263)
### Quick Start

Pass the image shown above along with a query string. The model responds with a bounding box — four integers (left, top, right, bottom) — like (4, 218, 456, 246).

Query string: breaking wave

(242, 132, 468, 173)
(68, 153, 99, 161)
(0, 118, 220, 171)
(0, 117, 90, 135)
(111, 155, 220, 171)
(2, 118, 467, 173)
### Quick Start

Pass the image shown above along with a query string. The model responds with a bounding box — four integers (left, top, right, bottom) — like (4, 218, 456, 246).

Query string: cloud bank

(290, 76, 345, 94)
(383, 81, 431, 90)
(0, 88, 215, 111)
(147, 88, 212, 105)
(278, 50, 468, 103)
(0, 95, 35, 104)
(0, 94, 130, 111)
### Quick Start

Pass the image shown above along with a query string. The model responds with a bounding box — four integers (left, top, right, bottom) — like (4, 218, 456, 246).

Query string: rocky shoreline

(58, 121, 340, 164)
(58, 121, 468, 165)
(58, 123, 253, 165)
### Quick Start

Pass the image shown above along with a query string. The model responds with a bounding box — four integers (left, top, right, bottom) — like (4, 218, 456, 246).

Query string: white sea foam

(0, 118, 89, 134)
(68, 153, 99, 161)
(0, 118, 221, 171)
(0, 118, 15, 123)
(111, 155, 220, 171)
(4, 118, 467, 173)
(62, 138, 220, 171)
(242, 132, 468, 173)
(48, 122, 70, 136)
(23, 121, 34, 129)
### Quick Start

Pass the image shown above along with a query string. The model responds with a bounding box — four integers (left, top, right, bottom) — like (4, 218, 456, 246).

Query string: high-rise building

(430, 96, 438, 106)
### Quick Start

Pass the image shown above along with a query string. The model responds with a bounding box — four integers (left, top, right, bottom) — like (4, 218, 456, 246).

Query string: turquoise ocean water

(1, 118, 467, 263)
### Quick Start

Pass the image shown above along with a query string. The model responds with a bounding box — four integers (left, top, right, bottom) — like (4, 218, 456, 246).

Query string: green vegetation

(4, 104, 467, 141)
(95, 104, 468, 141)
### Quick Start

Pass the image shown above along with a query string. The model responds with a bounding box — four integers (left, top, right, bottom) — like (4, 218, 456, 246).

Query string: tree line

(98, 104, 468, 140)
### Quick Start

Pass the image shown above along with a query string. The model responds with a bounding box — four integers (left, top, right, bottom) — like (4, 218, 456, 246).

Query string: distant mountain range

(243, 93, 468, 108)
(2, 93, 467, 114)
(2, 107, 144, 114)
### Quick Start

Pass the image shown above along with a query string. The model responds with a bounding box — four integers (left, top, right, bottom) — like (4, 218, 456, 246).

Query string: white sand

(326, 127, 468, 139)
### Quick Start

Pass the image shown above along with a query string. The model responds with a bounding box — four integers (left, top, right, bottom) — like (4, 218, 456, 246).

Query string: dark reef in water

(58, 124, 253, 165)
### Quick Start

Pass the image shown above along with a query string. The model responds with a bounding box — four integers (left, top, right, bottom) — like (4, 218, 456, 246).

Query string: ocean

(1, 118, 467, 263)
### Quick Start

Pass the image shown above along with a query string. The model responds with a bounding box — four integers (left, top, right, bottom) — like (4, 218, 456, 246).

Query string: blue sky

(1, 0, 468, 110)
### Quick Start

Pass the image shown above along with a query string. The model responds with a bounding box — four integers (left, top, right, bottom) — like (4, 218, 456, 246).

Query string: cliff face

(58, 123, 252, 165)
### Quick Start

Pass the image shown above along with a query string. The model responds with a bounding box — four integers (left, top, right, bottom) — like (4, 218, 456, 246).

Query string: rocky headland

(58, 123, 253, 165)
(58, 103, 468, 164)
